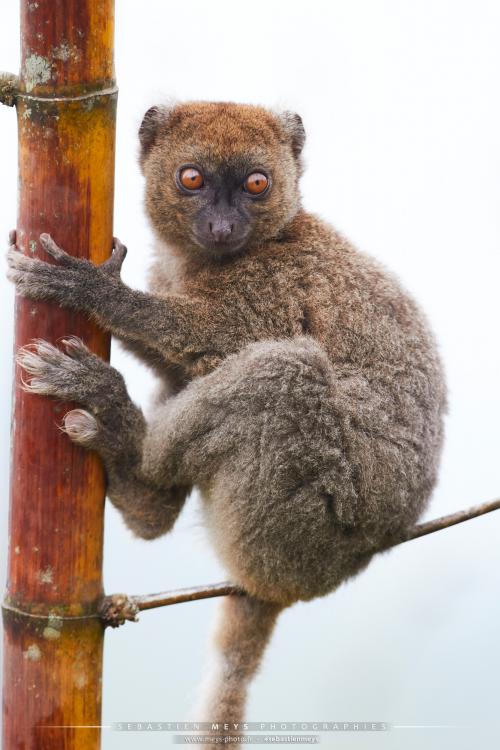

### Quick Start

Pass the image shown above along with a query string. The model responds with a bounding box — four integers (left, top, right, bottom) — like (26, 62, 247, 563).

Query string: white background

(1, 2, 499, 748)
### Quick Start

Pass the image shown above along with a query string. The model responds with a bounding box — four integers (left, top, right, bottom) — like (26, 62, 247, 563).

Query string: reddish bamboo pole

(2, 3, 116, 748)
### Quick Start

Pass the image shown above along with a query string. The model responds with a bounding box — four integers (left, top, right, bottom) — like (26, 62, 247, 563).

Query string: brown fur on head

(139, 102, 305, 258)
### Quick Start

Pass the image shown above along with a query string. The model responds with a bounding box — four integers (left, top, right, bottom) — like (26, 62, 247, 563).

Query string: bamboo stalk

(2, 3, 116, 748)
(100, 496, 500, 626)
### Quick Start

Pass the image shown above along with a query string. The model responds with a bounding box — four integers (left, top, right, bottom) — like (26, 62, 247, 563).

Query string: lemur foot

(17, 337, 125, 410)
(17, 338, 143, 460)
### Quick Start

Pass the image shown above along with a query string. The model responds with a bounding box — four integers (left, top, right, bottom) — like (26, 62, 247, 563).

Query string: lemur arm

(7, 233, 222, 366)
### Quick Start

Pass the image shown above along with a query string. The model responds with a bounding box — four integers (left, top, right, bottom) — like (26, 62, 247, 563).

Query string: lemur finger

(17, 340, 68, 372)
(17, 340, 79, 398)
(17, 338, 126, 407)
(7, 251, 82, 301)
(8, 268, 70, 300)
(8, 229, 16, 246)
(19, 338, 100, 375)
(39, 233, 79, 266)
(60, 336, 112, 374)
(7, 246, 59, 278)
(60, 409, 141, 470)
(7, 244, 44, 270)
(103, 237, 127, 273)
(62, 408, 123, 462)
(61, 336, 93, 360)
(113, 236, 127, 256)
(62, 409, 100, 448)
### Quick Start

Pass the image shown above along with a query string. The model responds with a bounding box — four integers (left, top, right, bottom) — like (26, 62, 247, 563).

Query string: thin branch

(100, 583, 243, 627)
(100, 496, 500, 627)
(400, 496, 500, 543)
(136, 582, 243, 611)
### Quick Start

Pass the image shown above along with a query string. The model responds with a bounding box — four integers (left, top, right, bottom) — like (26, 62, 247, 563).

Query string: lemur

(7, 101, 446, 739)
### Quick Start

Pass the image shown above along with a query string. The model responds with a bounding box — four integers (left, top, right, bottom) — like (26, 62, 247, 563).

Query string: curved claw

(39, 233, 77, 266)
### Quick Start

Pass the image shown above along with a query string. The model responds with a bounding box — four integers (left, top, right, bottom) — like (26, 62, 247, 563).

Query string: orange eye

(244, 172, 269, 195)
(179, 167, 204, 190)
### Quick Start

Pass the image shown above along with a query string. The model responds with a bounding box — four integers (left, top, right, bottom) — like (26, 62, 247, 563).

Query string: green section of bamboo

(2, 2, 116, 747)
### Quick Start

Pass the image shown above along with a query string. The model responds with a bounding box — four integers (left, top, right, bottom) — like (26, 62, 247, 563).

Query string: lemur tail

(194, 593, 283, 744)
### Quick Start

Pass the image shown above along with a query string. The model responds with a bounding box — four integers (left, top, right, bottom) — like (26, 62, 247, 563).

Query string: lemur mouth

(191, 231, 251, 257)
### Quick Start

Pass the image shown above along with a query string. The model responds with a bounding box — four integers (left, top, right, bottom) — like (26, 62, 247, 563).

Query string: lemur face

(139, 102, 305, 259)
(174, 158, 272, 256)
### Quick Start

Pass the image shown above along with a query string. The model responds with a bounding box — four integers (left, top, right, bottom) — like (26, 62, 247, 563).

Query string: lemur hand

(7, 233, 127, 312)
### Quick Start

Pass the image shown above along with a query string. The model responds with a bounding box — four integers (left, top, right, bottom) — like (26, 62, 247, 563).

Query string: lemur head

(139, 102, 305, 258)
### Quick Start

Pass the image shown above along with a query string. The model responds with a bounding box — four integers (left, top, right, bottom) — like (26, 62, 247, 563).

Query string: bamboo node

(0, 73, 19, 107)
(99, 593, 139, 628)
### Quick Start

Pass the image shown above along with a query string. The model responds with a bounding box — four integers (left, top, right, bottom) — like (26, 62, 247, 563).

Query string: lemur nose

(208, 219, 234, 242)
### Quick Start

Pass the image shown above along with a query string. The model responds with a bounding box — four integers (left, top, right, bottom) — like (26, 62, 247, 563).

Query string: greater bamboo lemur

(8, 101, 446, 740)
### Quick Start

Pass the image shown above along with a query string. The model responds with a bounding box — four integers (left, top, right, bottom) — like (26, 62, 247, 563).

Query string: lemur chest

(225, 281, 307, 339)
(189, 261, 309, 341)
(152, 254, 311, 386)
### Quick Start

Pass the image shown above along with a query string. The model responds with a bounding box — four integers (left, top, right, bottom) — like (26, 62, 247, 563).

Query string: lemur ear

(139, 105, 171, 166)
(278, 111, 306, 159)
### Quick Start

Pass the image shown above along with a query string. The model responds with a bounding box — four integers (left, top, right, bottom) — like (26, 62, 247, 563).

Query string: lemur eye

(179, 167, 204, 190)
(244, 172, 269, 195)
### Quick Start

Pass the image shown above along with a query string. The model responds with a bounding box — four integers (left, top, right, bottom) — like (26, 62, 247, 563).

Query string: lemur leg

(139, 336, 392, 734)
(17, 338, 189, 539)
(141, 335, 361, 525)
(140, 334, 415, 605)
